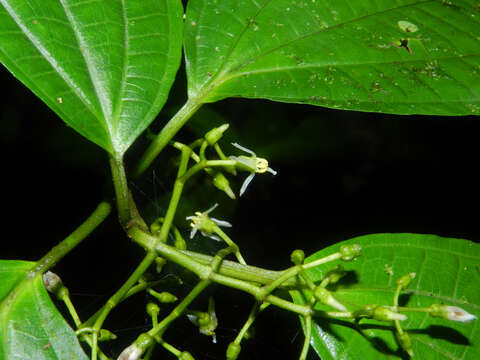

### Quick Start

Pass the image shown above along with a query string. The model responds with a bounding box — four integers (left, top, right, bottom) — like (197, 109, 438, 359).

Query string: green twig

(30, 201, 111, 276)
(134, 97, 203, 178)
(109, 154, 130, 226)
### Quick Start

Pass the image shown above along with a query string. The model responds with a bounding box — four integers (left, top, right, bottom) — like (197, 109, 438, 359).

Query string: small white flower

(186, 203, 232, 240)
(230, 143, 277, 196)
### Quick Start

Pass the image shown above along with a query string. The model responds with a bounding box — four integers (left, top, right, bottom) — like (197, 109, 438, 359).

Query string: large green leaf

(0, 260, 87, 360)
(185, 0, 480, 115)
(0, 0, 183, 155)
(290, 234, 480, 359)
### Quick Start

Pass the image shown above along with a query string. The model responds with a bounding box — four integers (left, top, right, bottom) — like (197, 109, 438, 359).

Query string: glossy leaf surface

(0, 0, 183, 154)
(291, 233, 480, 359)
(185, 0, 480, 115)
(0, 260, 87, 360)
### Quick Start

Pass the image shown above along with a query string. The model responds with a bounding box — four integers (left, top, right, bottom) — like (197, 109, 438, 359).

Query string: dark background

(2, 59, 480, 359)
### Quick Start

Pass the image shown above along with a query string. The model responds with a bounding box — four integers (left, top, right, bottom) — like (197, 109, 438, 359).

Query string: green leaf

(0, 260, 87, 360)
(185, 0, 480, 115)
(0, 0, 183, 155)
(290, 234, 480, 359)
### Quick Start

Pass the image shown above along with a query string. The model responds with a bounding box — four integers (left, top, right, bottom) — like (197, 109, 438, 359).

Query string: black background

(2, 56, 480, 359)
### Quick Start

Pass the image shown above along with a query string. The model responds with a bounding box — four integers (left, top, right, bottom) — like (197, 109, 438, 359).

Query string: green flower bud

(324, 265, 346, 284)
(150, 221, 161, 235)
(205, 124, 229, 145)
(354, 304, 377, 318)
(372, 306, 407, 321)
(148, 290, 178, 303)
(290, 249, 305, 265)
(339, 244, 362, 261)
(98, 328, 117, 342)
(314, 286, 346, 311)
(135, 333, 154, 348)
(146, 302, 160, 317)
(179, 351, 195, 360)
(226, 342, 242, 360)
(396, 331, 414, 357)
(211, 171, 236, 199)
(397, 272, 416, 290)
(155, 257, 167, 273)
(174, 236, 187, 250)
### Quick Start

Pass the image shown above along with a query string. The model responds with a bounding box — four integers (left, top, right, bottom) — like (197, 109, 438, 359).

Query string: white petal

(186, 216, 195, 220)
(240, 173, 255, 196)
(187, 314, 199, 325)
(211, 218, 232, 227)
(208, 234, 222, 242)
(232, 142, 256, 156)
(204, 203, 219, 214)
(190, 225, 198, 239)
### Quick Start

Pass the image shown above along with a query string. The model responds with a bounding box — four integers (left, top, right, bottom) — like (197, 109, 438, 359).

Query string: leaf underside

(0, 260, 87, 360)
(290, 233, 480, 360)
(0, 0, 183, 154)
(185, 0, 480, 115)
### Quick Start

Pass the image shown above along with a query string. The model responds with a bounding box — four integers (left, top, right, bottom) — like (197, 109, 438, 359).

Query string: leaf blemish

(395, 38, 412, 54)
(398, 20, 419, 33)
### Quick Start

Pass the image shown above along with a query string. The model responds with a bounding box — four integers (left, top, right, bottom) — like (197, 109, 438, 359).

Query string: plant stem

(131, 227, 303, 287)
(151, 280, 211, 338)
(109, 154, 130, 226)
(30, 201, 111, 276)
(134, 97, 203, 178)
(299, 315, 312, 360)
(87, 252, 157, 360)
(178, 249, 301, 287)
(130, 227, 313, 315)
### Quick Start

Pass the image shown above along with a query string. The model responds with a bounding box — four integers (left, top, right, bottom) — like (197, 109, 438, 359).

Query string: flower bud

(324, 265, 346, 285)
(372, 306, 407, 321)
(98, 329, 117, 342)
(210, 170, 236, 199)
(117, 333, 153, 360)
(226, 342, 242, 360)
(339, 244, 362, 261)
(174, 236, 187, 250)
(354, 304, 377, 318)
(43, 271, 63, 294)
(117, 344, 142, 360)
(428, 304, 477, 322)
(148, 290, 178, 303)
(396, 331, 414, 357)
(155, 257, 167, 273)
(314, 286, 346, 311)
(290, 249, 305, 265)
(146, 302, 160, 317)
(150, 221, 161, 235)
(397, 273, 416, 290)
(205, 124, 229, 145)
(43, 271, 68, 300)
